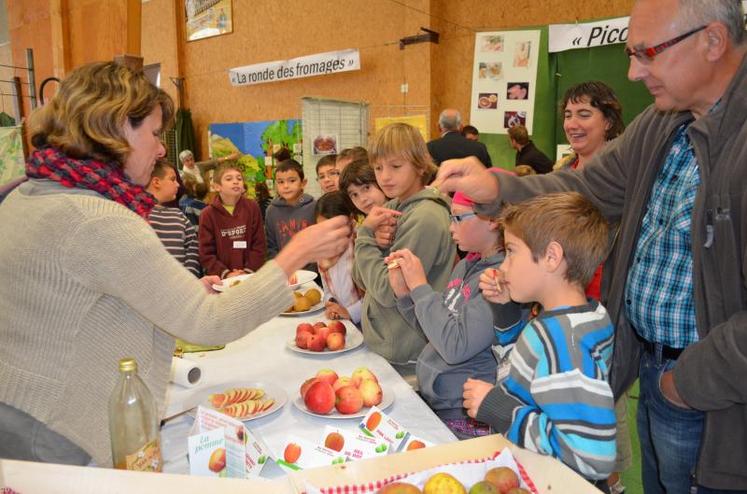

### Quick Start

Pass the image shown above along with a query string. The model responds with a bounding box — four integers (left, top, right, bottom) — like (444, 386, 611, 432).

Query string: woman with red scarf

(0, 62, 350, 468)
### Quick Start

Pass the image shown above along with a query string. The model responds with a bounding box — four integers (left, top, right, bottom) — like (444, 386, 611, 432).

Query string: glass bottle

(108, 357, 163, 472)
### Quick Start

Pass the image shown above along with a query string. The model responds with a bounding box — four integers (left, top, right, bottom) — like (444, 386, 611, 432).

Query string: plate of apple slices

(286, 320, 363, 355)
(292, 368, 394, 419)
(200, 381, 287, 422)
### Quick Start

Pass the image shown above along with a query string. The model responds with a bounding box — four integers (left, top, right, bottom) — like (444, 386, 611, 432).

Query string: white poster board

(470, 30, 541, 135)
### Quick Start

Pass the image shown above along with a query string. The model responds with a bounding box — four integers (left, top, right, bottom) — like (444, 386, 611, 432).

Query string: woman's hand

(385, 249, 427, 290)
(275, 216, 352, 278)
(431, 156, 500, 203)
(226, 269, 245, 278)
(479, 268, 512, 304)
(463, 378, 494, 419)
(362, 206, 401, 232)
(325, 300, 350, 320)
(200, 275, 222, 294)
(387, 263, 409, 298)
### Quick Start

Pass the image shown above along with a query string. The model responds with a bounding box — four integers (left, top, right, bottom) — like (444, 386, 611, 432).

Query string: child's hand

(386, 249, 427, 290)
(463, 378, 494, 419)
(362, 206, 401, 233)
(375, 221, 397, 248)
(387, 262, 409, 298)
(200, 275, 222, 294)
(479, 268, 511, 304)
(325, 301, 350, 320)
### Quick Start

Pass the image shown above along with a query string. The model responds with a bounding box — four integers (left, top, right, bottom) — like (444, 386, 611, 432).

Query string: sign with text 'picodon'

(229, 49, 360, 86)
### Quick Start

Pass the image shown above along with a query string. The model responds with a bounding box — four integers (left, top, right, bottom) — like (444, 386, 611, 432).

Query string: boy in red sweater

(198, 163, 266, 279)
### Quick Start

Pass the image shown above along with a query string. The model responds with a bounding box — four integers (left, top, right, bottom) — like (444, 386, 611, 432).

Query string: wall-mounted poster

(312, 135, 337, 156)
(208, 119, 302, 196)
(470, 30, 541, 135)
(375, 115, 429, 141)
(185, 0, 233, 42)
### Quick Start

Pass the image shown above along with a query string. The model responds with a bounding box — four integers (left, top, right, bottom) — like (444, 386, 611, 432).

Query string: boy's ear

(542, 240, 564, 273)
(302, 177, 308, 187)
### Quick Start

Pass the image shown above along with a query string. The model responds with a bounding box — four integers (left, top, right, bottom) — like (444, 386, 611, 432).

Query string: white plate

(199, 381, 287, 422)
(213, 270, 317, 292)
(286, 325, 364, 355)
(288, 270, 318, 289)
(292, 390, 394, 419)
(212, 273, 253, 292)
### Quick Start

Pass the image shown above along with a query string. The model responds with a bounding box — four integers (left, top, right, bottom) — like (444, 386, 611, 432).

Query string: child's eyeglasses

(449, 212, 477, 223)
(624, 25, 707, 63)
(317, 170, 340, 181)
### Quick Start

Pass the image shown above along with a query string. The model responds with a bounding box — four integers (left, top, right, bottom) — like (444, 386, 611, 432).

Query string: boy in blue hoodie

(265, 159, 316, 258)
(464, 192, 616, 486)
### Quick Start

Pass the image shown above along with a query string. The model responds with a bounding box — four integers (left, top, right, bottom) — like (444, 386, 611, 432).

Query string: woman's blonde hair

(29, 61, 174, 165)
(369, 123, 437, 185)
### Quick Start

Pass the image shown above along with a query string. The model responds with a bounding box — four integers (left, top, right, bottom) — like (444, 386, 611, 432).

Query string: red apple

(327, 320, 346, 336)
(335, 385, 364, 414)
(313, 321, 327, 330)
(304, 380, 336, 414)
(316, 369, 339, 386)
(208, 447, 226, 473)
(299, 377, 318, 399)
(358, 379, 383, 407)
(307, 333, 326, 352)
(333, 376, 354, 392)
(283, 443, 301, 464)
(295, 331, 311, 349)
(315, 325, 331, 342)
(296, 323, 314, 336)
(485, 467, 519, 493)
(351, 367, 378, 387)
(324, 432, 345, 452)
(326, 332, 346, 351)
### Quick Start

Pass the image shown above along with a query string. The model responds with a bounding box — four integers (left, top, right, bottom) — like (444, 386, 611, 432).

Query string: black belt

(640, 339, 684, 361)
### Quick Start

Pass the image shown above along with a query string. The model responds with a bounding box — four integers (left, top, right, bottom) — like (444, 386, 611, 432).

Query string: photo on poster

(504, 111, 527, 128)
(477, 93, 498, 110)
(313, 135, 338, 155)
(507, 82, 530, 100)
(513, 41, 531, 67)
(478, 62, 503, 81)
(480, 35, 504, 52)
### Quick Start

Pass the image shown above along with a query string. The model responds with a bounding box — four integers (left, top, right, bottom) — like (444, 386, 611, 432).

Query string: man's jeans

(637, 349, 704, 494)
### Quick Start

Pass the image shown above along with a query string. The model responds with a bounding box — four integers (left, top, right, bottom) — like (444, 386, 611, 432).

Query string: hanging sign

(549, 17, 630, 53)
(229, 49, 360, 87)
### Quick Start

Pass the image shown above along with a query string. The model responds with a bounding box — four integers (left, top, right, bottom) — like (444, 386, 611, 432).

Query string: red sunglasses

(625, 25, 707, 62)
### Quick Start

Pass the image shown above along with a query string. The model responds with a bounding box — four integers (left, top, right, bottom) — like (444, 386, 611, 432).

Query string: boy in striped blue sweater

(464, 192, 616, 486)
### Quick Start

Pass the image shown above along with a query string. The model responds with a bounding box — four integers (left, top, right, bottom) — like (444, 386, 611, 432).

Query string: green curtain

(175, 108, 197, 167)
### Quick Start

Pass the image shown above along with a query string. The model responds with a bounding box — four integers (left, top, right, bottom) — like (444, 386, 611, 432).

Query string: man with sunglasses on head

(434, 1, 747, 492)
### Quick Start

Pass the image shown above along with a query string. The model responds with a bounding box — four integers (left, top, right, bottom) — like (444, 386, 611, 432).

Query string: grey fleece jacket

(397, 251, 521, 415)
(264, 193, 316, 258)
(474, 53, 747, 490)
(354, 188, 456, 365)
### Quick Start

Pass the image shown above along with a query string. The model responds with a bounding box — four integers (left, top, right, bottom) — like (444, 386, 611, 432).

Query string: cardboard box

(0, 435, 601, 493)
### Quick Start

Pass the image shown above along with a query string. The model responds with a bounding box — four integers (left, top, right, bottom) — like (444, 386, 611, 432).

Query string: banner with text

(229, 49, 360, 86)
(550, 2, 747, 53)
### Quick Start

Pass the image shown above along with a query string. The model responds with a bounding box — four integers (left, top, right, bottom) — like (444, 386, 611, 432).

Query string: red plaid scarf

(26, 147, 156, 218)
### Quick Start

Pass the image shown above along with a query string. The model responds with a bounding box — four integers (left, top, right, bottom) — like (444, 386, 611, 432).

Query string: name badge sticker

(233, 241, 247, 249)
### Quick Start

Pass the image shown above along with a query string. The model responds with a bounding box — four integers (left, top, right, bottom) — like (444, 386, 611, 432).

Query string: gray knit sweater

(0, 179, 293, 466)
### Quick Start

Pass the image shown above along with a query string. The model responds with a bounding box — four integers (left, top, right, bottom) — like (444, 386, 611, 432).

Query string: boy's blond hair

(212, 162, 243, 185)
(369, 123, 437, 185)
(500, 192, 609, 287)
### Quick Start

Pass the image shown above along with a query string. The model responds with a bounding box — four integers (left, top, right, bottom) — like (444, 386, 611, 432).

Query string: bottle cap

(118, 358, 137, 372)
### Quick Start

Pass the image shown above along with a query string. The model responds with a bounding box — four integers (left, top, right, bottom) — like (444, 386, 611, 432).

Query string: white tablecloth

(160, 312, 457, 478)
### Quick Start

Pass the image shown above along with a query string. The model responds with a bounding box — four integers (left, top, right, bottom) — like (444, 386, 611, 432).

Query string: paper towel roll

(170, 358, 203, 388)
